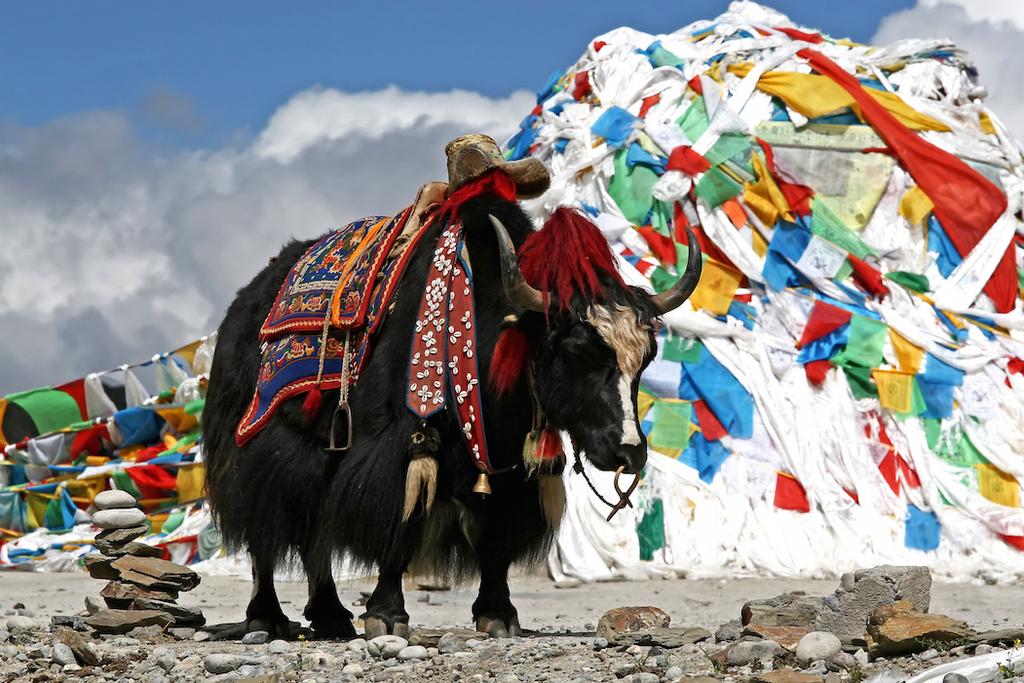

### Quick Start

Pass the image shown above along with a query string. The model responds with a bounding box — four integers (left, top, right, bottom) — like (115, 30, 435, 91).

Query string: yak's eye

(561, 336, 600, 366)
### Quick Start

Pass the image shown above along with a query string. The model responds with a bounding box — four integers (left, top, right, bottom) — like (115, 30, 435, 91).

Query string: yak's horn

(652, 224, 703, 314)
(488, 214, 546, 312)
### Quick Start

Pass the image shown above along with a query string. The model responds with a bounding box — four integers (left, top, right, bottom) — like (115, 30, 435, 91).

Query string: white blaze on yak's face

(585, 304, 652, 447)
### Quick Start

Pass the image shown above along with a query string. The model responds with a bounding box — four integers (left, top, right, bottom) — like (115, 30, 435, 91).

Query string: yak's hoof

(476, 615, 521, 638)
(204, 618, 306, 641)
(310, 616, 357, 640)
(363, 615, 410, 639)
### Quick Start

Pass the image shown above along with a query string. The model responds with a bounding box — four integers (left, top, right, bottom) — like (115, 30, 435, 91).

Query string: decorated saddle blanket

(236, 198, 436, 445)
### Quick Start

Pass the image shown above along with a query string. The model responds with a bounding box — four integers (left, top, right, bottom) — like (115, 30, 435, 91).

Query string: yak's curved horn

(652, 225, 703, 314)
(488, 214, 546, 312)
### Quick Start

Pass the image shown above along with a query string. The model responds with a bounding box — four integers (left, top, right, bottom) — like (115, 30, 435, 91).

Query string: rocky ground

(1, 568, 1022, 682)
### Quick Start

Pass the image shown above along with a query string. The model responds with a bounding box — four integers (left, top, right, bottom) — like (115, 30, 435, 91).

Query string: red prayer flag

(667, 146, 712, 175)
(774, 473, 811, 513)
(803, 359, 832, 386)
(799, 48, 1013, 312)
(692, 400, 727, 441)
(639, 93, 661, 119)
(636, 226, 678, 265)
(572, 71, 591, 100)
(847, 253, 891, 299)
(125, 464, 178, 499)
(797, 300, 852, 348)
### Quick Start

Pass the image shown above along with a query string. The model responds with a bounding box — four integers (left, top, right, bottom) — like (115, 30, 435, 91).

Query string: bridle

(571, 444, 641, 522)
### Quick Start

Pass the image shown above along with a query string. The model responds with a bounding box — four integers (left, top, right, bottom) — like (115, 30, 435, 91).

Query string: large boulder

(866, 601, 973, 656)
(596, 606, 670, 641)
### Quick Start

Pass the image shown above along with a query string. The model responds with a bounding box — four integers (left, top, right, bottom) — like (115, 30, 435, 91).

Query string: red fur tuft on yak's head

(517, 206, 625, 310)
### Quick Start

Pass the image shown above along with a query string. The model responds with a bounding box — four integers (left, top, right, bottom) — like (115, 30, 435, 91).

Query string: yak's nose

(619, 442, 648, 474)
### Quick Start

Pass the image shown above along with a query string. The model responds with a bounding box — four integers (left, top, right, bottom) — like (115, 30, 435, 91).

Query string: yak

(202, 134, 702, 640)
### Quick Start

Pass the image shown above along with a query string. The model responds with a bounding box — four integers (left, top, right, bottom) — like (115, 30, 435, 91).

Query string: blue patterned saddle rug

(236, 205, 430, 445)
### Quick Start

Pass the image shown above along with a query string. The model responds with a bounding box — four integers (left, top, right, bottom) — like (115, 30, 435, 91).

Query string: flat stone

(727, 639, 782, 666)
(267, 639, 291, 654)
(96, 538, 164, 558)
(110, 555, 200, 592)
(84, 554, 120, 580)
(94, 490, 138, 510)
(867, 601, 973, 656)
(53, 626, 99, 666)
(95, 525, 149, 546)
(168, 627, 195, 640)
(716, 620, 744, 642)
(367, 634, 408, 659)
(795, 632, 842, 663)
(203, 653, 248, 674)
(970, 628, 1024, 645)
(130, 599, 205, 626)
(742, 594, 827, 629)
(83, 608, 173, 635)
(755, 669, 824, 683)
(610, 626, 711, 648)
(596, 606, 670, 641)
(744, 624, 812, 651)
(409, 628, 486, 648)
(91, 508, 147, 530)
(101, 580, 178, 607)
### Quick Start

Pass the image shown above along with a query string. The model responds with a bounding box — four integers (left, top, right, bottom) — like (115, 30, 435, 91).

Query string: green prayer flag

(650, 46, 684, 69)
(184, 399, 205, 415)
(161, 510, 186, 535)
(836, 362, 877, 399)
(924, 419, 987, 467)
(636, 497, 666, 561)
(663, 335, 704, 363)
(704, 133, 751, 168)
(650, 200, 673, 235)
(811, 197, 874, 259)
(649, 400, 692, 450)
(832, 315, 887, 368)
(650, 266, 681, 293)
(677, 98, 709, 142)
(834, 260, 853, 282)
(885, 271, 930, 293)
(111, 472, 143, 502)
(608, 149, 658, 224)
(695, 167, 742, 207)
(7, 388, 81, 435)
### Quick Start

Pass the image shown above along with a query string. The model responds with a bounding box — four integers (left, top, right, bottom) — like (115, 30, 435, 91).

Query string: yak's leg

(362, 547, 414, 639)
(472, 531, 521, 637)
(208, 551, 301, 640)
(302, 550, 356, 639)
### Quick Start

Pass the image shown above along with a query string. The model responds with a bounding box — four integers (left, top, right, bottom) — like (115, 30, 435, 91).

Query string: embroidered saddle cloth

(235, 184, 444, 445)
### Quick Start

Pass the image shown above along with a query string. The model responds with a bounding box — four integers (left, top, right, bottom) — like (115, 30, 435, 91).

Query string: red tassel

(491, 327, 532, 395)
(537, 427, 563, 460)
(302, 387, 323, 424)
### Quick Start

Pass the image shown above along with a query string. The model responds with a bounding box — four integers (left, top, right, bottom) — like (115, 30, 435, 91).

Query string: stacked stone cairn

(82, 489, 204, 635)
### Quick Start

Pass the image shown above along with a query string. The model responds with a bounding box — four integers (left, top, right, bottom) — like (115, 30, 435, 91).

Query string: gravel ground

(2, 570, 1022, 682)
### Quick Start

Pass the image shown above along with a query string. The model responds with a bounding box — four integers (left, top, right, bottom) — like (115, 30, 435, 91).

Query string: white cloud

(875, 1, 1024, 135)
(0, 86, 533, 392)
(254, 85, 532, 163)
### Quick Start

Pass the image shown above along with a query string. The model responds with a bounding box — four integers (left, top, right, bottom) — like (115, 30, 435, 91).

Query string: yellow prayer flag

(889, 329, 924, 374)
(752, 228, 769, 258)
(898, 186, 934, 225)
(176, 463, 206, 504)
(173, 339, 203, 368)
(979, 112, 996, 136)
(728, 64, 949, 132)
(873, 369, 915, 413)
(976, 463, 1020, 508)
(637, 391, 656, 423)
(743, 153, 792, 226)
(690, 260, 742, 316)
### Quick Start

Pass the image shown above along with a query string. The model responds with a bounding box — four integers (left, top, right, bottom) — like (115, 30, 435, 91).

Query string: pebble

(91, 507, 147, 529)
(592, 637, 609, 650)
(975, 644, 997, 654)
(168, 627, 195, 640)
(796, 631, 842, 663)
(804, 660, 830, 675)
(367, 635, 408, 659)
(94, 489, 137, 510)
(242, 630, 269, 644)
(203, 653, 248, 674)
(495, 674, 520, 683)
(920, 648, 940, 661)
(942, 674, 970, 683)
(397, 645, 429, 661)
(854, 648, 870, 668)
(665, 665, 684, 680)
(51, 642, 76, 666)
(268, 639, 291, 654)
(628, 674, 660, 683)
(342, 662, 364, 674)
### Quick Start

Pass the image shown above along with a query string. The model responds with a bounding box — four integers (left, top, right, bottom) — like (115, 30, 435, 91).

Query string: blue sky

(2, 1, 913, 143)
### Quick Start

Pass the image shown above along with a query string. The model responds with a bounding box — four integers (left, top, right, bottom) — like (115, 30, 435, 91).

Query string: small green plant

(702, 648, 727, 674)
(849, 664, 865, 683)
(295, 633, 307, 673)
(916, 636, 971, 653)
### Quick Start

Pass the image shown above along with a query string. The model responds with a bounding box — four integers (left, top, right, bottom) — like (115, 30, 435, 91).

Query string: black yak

(202, 134, 701, 639)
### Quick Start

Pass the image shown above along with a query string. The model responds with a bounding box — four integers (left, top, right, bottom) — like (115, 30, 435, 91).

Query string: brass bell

(472, 472, 492, 495)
